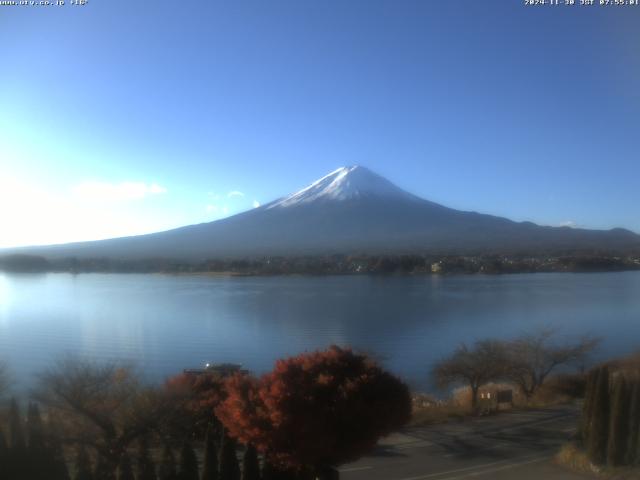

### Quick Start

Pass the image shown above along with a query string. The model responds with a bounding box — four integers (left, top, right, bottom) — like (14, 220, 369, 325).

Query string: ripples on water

(1, 271, 639, 392)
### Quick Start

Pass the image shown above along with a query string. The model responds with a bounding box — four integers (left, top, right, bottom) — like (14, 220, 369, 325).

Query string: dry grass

(410, 403, 470, 426)
(555, 443, 601, 476)
(527, 386, 573, 408)
(409, 392, 471, 426)
(605, 353, 640, 384)
(555, 443, 640, 479)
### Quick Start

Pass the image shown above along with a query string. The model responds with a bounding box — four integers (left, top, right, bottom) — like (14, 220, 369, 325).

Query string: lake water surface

(1, 271, 639, 391)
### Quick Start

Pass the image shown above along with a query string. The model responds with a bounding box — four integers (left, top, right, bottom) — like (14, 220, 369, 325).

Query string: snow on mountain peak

(266, 165, 415, 209)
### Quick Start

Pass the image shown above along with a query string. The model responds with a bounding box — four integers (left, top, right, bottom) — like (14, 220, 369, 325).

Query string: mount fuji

(7, 166, 640, 260)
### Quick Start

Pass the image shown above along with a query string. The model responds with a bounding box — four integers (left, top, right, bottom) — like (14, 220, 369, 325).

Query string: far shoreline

(2, 262, 640, 278)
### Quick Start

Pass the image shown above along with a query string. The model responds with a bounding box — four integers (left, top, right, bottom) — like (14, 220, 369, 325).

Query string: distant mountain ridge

(5, 166, 640, 260)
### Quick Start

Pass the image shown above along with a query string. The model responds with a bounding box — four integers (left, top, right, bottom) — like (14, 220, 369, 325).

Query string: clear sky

(1, 1, 639, 247)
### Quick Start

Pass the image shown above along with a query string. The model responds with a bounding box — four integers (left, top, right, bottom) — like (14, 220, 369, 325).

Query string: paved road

(339, 405, 590, 480)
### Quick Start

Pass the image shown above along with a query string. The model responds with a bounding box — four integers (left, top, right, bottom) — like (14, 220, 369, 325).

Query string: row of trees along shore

(0, 346, 412, 480)
(1, 253, 639, 275)
(580, 358, 640, 468)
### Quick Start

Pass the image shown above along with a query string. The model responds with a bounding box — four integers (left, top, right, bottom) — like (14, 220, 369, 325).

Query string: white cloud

(227, 190, 245, 198)
(253, 200, 261, 208)
(206, 204, 219, 213)
(73, 181, 167, 201)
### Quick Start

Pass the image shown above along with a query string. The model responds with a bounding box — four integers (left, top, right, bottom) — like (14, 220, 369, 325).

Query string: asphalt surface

(339, 405, 591, 480)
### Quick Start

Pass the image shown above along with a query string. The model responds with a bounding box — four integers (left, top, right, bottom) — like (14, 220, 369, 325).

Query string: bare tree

(504, 329, 599, 400)
(432, 340, 508, 411)
(33, 358, 167, 476)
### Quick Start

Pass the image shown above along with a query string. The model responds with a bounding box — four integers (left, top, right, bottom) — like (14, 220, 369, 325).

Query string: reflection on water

(0, 271, 639, 391)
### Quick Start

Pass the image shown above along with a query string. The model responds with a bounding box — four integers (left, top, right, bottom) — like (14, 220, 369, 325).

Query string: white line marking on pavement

(339, 466, 373, 473)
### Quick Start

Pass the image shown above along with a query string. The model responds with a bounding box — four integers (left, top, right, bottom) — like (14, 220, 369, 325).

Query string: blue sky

(1, 1, 639, 247)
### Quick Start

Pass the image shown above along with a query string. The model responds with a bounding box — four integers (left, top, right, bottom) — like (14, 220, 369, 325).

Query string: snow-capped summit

(266, 165, 417, 209)
(7, 166, 640, 260)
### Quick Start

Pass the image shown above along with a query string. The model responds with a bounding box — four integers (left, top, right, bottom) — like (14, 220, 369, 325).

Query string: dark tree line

(0, 399, 69, 480)
(2, 253, 639, 276)
(0, 397, 284, 480)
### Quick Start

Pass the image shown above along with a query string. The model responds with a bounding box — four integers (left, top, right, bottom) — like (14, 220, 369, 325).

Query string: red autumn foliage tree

(165, 371, 227, 413)
(163, 370, 229, 438)
(216, 346, 412, 473)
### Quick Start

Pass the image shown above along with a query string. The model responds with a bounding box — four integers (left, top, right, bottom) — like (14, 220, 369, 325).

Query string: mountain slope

(6, 166, 640, 259)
